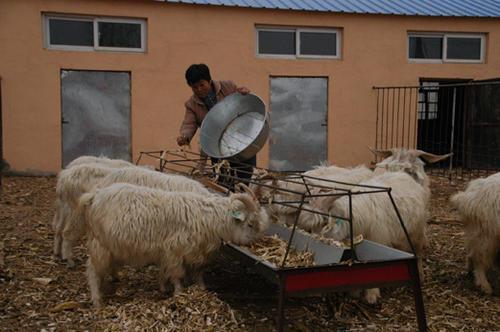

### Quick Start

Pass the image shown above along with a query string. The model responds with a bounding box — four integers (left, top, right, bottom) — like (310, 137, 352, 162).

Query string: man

(176, 64, 256, 188)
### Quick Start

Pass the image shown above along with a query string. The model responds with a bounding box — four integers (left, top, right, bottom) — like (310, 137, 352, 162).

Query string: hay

(243, 235, 315, 267)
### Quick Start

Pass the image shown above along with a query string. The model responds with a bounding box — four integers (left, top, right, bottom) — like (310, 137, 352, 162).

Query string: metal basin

(200, 93, 269, 161)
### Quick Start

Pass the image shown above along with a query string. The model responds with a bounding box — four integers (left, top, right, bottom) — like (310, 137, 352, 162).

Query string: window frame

(256, 26, 341, 59)
(255, 27, 297, 59)
(408, 32, 485, 64)
(444, 33, 485, 63)
(43, 14, 146, 53)
(407, 33, 444, 63)
(418, 82, 439, 120)
(296, 28, 340, 59)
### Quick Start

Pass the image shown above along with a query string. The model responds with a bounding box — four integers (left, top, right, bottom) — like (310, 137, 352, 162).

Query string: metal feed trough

(136, 150, 427, 331)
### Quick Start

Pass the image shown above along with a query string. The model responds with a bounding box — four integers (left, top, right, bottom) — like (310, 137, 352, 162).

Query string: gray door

(61, 70, 131, 167)
(269, 77, 328, 171)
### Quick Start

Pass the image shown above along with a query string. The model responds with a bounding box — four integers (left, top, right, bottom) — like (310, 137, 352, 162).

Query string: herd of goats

(50, 148, 499, 309)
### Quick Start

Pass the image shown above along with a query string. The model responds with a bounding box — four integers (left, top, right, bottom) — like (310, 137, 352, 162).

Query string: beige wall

(1, 0, 499, 172)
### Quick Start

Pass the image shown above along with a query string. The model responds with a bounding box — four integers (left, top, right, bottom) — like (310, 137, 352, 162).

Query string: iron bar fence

(374, 80, 500, 180)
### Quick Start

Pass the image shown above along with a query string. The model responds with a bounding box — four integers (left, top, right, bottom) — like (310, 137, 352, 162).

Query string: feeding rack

(136, 149, 427, 331)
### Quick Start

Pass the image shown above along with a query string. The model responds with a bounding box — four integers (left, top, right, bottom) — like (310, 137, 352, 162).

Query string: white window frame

(43, 14, 146, 53)
(408, 32, 485, 64)
(256, 26, 341, 59)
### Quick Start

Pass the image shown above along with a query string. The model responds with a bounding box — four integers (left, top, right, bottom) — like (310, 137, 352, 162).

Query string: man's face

(190, 79, 212, 99)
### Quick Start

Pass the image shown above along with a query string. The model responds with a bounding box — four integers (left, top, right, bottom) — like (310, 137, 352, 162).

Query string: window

(409, 36, 442, 60)
(446, 36, 482, 60)
(418, 82, 439, 120)
(258, 29, 295, 55)
(257, 27, 340, 58)
(44, 15, 146, 52)
(408, 33, 485, 63)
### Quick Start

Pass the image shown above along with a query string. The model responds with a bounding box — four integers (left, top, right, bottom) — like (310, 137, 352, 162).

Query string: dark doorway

(416, 78, 470, 167)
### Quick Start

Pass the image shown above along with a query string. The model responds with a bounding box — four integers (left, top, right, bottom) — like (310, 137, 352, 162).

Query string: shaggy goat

(251, 165, 373, 218)
(53, 163, 117, 264)
(80, 183, 269, 307)
(65, 155, 134, 169)
(93, 166, 209, 194)
(450, 172, 500, 294)
(58, 166, 211, 266)
(370, 147, 452, 188)
(275, 166, 374, 232)
(312, 171, 430, 304)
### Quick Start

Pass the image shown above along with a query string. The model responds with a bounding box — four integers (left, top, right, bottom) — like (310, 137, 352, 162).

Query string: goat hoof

(479, 283, 493, 295)
(364, 289, 380, 304)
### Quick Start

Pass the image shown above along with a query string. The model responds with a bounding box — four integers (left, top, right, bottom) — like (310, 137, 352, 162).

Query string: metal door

(61, 70, 131, 167)
(269, 77, 328, 171)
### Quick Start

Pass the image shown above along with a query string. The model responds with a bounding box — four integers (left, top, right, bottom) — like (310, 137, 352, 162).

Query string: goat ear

(230, 210, 246, 222)
(414, 150, 453, 163)
(367, 146, 393, 159)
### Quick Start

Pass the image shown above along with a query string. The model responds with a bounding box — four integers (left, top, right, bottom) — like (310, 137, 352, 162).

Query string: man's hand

(237, 86, 250, 95)
(176, 135, 190, 146)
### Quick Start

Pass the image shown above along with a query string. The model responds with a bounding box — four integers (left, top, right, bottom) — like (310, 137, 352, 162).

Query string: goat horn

(414, 150, 453, 164)
(367, 146, 393, 158)
(235, 183, 259, 202)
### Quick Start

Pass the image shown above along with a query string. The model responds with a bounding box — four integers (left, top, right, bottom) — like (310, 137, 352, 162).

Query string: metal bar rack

(137, 150, 427, 331)
(224, 224, 425, 331)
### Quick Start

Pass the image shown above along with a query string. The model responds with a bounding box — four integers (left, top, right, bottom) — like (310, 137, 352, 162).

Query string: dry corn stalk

(244, 235, 315, 268)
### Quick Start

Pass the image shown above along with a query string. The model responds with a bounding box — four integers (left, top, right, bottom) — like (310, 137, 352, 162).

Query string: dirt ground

(0, 175, 499, 331)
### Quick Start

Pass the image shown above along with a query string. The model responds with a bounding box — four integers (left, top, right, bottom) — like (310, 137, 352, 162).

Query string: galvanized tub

(200, 93, 269, 161)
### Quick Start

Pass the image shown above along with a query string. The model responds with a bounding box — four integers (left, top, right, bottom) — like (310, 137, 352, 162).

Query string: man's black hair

(185, 64, 212, 86)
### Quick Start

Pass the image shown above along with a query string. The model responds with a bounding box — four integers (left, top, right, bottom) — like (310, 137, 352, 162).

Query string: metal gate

(269, 77, 328, 172)
(374, 80, 500, 179)
(61, 70, 131, 167)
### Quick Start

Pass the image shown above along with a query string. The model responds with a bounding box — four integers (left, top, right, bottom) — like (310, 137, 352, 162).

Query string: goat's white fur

(450, 172, 500, 294)
(81, 183, 269, 307)
(57, 166, 210, 267)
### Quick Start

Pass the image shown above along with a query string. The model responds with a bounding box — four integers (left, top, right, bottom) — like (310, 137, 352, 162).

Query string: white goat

(94, 166, 210, 194)
(58, 166, 210, 267)
(53, 156, 135, 259)
(370, 147, 452, 188)
(251, 165, 373, 218)
(53, 163, 117, 263)
(302, 148, 450, 304)
(275, 166, 374, 232)
(318, 171, 429, 303)
(80, 183, 269, 307)
(65, 155, 134, 169)
(450, 172, 500, 294)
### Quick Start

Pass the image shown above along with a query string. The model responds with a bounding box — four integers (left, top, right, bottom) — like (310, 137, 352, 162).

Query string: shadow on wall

(1, 158, 9, 172)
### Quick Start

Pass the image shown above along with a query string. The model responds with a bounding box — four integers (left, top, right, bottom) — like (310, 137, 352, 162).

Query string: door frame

(60, 68, 132, 167)
(268, 75, 329, 171)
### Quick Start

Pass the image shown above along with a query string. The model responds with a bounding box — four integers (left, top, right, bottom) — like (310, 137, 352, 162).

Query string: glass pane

(446, 37, 481, 60)
(300, 32, 336, 56)
(409, 36, 442, 59)
(258, 30, 295, 55)
(98, 22, 142, 48)
(49, 19, 93, 46)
